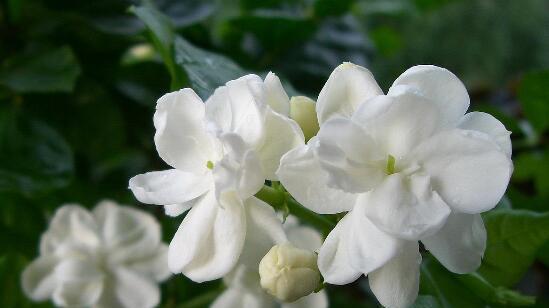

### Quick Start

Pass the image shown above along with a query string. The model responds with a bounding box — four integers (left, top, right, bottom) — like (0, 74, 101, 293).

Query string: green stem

(457, 272, 535, 306)
(255, 185, 336, 236)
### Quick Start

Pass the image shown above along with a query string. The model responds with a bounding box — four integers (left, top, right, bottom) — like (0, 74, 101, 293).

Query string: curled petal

(257, 108, 304, 180)
(154, 88, 217, 173)
(129, 169, 211, 206)
(277, 141, 356, 214)
(389, 65, 469, 127)
(316, 62, 383, 124)
(317, 214, 361, 285)
(368, 242, 421, 308)
(264, 72, 290, 116)
(168, 192, 246, 282)
(21, 256, 58, 301)
(459, 112, 512, 158)
(361, 173, 451, 240)
(422, 213, 486, 274)
(411, 129, 513, 213)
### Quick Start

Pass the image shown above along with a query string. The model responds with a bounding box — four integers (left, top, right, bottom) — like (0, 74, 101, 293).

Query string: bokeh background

(1, 0, 548, 307)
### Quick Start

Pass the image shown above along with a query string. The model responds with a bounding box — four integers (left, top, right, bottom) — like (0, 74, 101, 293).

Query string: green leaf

(0, 47, 80, 93)
(411, 295, 440, 308)
(173, 36, 247, 99)
(130, 4, 186, 90)
(513, 152, 549, 197)
(478, 209, 549, 287)
(0, 108, 74, 196)
(518, 70, 549, 133)
(314, 0, 355, 17)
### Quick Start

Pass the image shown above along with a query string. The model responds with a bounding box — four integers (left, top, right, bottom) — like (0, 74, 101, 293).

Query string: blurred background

(1, 0, 548, 307)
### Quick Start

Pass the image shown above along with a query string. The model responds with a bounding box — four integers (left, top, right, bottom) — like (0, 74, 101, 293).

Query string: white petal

(40, 205, 100, 255)
(361, 173, 451, 240)
(317, 62, 383, 124)
(277, 140, 356, 214)
(112, 267, 160, 308)
(368, 242, 421, 308)
(388, 65, 469, 127)
(411, 129, 513, 213)
(154, 88, 217, 173)
(52, 259, 104, 307)
(257, 108, 304, 180)
(349, 203, 404, 274)
(211, 287, 274, 308)
(126, 244, 171, 282)
(164, 196, 201, 217)
(282, 290, 328, 308)
(205, 75, 267, 148)
(213, 133, 265, 201)
(422, 213, 486, 274)
(21, 256, 58, 301)
(264, 72, 290, 116)
(93, 201, 162, 264)
(285, 222, 323, 252)
(317, 214, 361, 285)
(316, 118, 385, 193)
(238, 197, 287, 268)
(129, 169, 211, 206)
(352, 91, 443, 157)
(459, 112, 512, 158)
(168, 192, 246, 282)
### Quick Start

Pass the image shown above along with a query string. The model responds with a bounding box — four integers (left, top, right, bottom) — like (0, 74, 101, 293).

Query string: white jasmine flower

(277, 63, 512, 307)
(211, 217, 328, 308)
(129, 73, 304, 282)
(21, 201, 170, 308)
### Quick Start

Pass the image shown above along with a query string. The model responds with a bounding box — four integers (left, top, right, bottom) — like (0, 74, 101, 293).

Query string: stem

(457, 272, 535, 306)
(255, 185, 336, 237)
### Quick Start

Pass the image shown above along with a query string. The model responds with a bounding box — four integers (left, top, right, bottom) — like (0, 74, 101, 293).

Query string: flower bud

(289, 96, 320, 141)
(258, 243, 321, 302)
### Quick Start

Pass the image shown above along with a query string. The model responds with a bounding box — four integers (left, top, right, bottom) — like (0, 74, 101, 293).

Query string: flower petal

(40, 205, 100, 255)
(129, 169, 211, 206)
(349, 203, 404, 274)
(168, 192, 246, 282)
(277, 141, 356, 214)
(361, 173, 451, 240)
(126, 244, 171, 282)
(257, 108, 304, 180)
(238, 197, 287, 268)
(214, 133, 265, 201)
(411, 129, 513, 213)
(388, 65, 469, 127)
(211, 287, 274, 308)
(422, 213, 486, 274)
(316, 118, 385, 193)
(316, 62, 383, 124)
(352, 91, 443, 158)
(21, 256, 58, 301)
(282, 290, 328, 308)
(154, 88, 217, 173)
(317, 214, 362, 285)
(284, 218, 323, 252)
(205, 75, 267, 148)
(52, 259, 104, 307)
(459, 112, 512, 158)
(93, 201, 162, 264)
(111, 267, 160, 308)
(368, 242, 421, 308)
(264, 72, 290, 116)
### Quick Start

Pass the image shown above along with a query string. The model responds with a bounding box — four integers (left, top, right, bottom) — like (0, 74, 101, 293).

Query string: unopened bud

(258, 243, 321, 302)
(290, 96, 320, 142)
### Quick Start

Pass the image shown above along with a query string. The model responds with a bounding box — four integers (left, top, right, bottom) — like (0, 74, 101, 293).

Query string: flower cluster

(22, 201, 170, 308)
(128, 63, 511, 307)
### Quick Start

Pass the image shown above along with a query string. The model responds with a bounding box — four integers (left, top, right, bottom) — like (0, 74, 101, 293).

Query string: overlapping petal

(360, 173, 451, 240)
(21, 256, 58, 301)
(154, 88, 217, 173)
(264, 72, 290, 116)
(422, 213, 486, 274)
(389, 65, 470, 127)
(316, 62, 383, 124)
(111, 267, 160, 308)
(52, 259, 104, 307)
(277, 139, 356, 214)
(168, 192, 246, 282)
(128, 169, 211, 206)
(368, 242, 421, 308)
(411, 129, 513, 213)
(459, 111, 512, 158)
